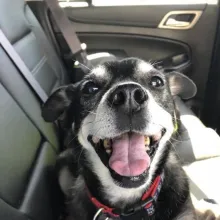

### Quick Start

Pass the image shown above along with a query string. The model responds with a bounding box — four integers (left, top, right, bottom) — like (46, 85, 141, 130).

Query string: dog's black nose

(109, 84, 147, 113)
(133, 88, 147, 105)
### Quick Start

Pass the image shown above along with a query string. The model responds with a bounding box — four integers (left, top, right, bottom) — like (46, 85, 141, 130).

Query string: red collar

(88, 173, 164, 219)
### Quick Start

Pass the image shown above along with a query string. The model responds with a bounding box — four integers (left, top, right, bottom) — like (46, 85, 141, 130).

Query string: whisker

(77, 148, 84, 166)
(89, 111, 97, 115)
(84, 110, 97, 115)
(66, 134, 78, 147)
(170, 136, 186, 143)
(168, 140, 181, 161)
(148, 60, 163, 67)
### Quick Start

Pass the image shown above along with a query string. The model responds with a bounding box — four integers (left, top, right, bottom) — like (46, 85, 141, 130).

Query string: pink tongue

(109, 133, 150, 176)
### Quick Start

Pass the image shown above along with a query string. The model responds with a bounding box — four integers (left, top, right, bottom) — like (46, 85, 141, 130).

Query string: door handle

(165, 18, 190, 27)
(158, 11, 202, 30)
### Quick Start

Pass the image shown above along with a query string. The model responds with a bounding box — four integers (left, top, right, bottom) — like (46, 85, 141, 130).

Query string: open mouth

(88, 130, 165, 185)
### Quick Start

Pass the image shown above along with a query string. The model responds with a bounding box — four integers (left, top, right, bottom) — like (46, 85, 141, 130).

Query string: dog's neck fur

(65, 146, 192, 220)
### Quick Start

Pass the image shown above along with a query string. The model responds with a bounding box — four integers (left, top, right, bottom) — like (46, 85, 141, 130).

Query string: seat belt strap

(44, 0, 82, 55)
(0, 29, 48, 103)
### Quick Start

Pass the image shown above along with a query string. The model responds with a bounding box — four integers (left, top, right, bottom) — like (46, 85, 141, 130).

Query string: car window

(58, 0, 217, 8)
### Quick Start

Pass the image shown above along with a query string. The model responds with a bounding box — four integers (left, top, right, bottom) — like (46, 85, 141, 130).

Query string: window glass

(93, 0, 216, 6)
(58, 0, 217, 8)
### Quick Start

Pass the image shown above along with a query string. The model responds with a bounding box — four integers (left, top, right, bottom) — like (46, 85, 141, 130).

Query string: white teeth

(92, 136, 100, 144)
(106, 149, 112, 154)
(103, 139, 112, 154)
(145, 136, 150, 152)
(103, 139, 111, 149)
(92, 137, 112, 154)
(145, 146, 150, 151)
(145, 136, 150, 146)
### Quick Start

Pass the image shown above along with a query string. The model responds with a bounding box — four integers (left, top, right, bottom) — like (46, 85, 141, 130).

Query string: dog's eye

(82, 81, 99, 95)
(149, 76, 164, 88)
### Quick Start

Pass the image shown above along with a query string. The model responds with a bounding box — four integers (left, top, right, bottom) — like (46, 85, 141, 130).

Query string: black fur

(42, 58, 197, 220)
(57, 147, 195, 220)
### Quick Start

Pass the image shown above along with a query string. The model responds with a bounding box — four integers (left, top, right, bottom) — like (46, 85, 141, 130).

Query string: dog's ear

(42, 84, 77, 122)
(167, 72, 197, 99)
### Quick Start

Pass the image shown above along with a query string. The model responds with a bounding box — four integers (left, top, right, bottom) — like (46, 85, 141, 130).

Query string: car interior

(0, 0, 220, 219)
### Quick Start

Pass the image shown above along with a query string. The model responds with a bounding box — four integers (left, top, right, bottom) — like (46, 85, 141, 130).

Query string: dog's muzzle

(87, 83, 168, 187)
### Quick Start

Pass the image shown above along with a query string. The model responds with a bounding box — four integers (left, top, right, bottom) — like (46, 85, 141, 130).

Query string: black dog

(42, 58, 197, 220)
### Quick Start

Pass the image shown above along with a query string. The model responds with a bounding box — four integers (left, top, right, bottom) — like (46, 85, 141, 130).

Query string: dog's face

(42, 58, 196, 200)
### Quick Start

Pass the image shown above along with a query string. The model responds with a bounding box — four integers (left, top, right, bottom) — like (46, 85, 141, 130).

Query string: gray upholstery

(0, 65, 60, 220)
(175, 97, 220, 164)
(175, 96, 220, 204)
(0, 0, 69, 96)
(0, 0, 65, 219)
(0, 84, 41, 206)
(184, 157, 220, 205)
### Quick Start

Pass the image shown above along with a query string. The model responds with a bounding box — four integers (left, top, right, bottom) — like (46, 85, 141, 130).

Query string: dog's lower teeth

(106, 149, 111, 154)
(145, 146, 150, 151)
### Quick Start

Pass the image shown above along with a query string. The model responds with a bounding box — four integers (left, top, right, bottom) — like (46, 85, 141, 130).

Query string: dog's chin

(88, 129, 165, 188)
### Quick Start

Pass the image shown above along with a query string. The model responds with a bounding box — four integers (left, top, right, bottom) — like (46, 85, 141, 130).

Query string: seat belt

(43, 0, 92, 73)
(0, 29, 48, 103)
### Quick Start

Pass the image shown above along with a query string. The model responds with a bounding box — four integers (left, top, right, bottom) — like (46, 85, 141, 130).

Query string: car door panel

(64, 5, 206, 28)
(56, 32, 191, 73)
(46, 3, 219, 104)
